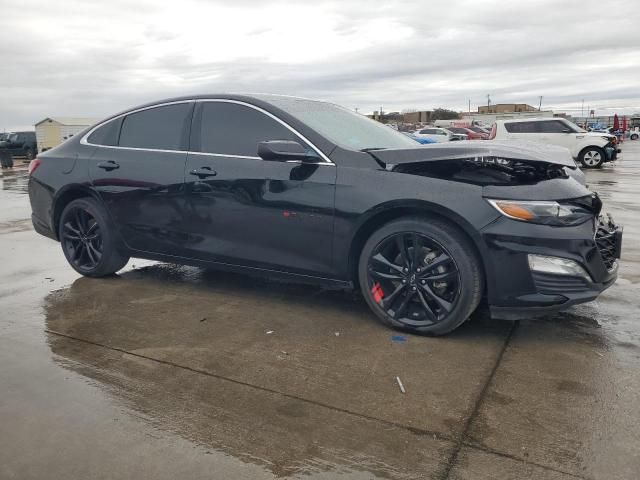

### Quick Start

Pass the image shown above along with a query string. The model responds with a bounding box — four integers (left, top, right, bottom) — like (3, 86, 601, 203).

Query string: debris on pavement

(396, 376, 406, 394)
(391, 335, 407, 343)
(266, 330, 274, 334)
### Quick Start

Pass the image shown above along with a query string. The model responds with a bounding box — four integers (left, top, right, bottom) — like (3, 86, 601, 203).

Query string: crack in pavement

(47, 324, 592, 480)
(45, 328, 452, 442)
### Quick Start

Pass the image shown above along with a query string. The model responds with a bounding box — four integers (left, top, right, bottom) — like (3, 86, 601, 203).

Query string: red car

(446, 127, 487, 140)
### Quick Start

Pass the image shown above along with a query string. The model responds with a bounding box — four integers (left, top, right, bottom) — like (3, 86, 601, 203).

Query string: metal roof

(35, 117, 98, 127)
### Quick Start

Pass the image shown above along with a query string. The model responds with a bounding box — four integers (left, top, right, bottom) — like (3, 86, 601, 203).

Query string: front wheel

(59, 197, 130, 277)
(579, 147, 605, 168)
(358, 217, 483, 336)
(631, 133, 639, 141)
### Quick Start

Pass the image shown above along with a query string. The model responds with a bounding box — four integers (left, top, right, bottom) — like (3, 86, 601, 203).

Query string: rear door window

(504, 121, 540, 133)
(119, 103, 193, 151)
(192, 102, 300, 157)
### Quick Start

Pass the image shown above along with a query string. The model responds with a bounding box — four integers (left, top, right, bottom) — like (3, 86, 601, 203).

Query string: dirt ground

(1, 143, 639, 479)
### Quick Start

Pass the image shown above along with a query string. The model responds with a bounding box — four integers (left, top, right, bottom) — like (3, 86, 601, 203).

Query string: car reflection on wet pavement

(1, 147, 639, 479)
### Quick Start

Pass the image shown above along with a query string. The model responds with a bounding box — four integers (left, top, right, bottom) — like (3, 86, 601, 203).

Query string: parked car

(413, 127, 466, 142)
(28, 94, 622, 335)
(467, 126, 491, 139)
(629, 130, 639, 141)
(0, 131, 38, 160)
(490, 118, 618, 168)
(446, 127, 486, 140)
(403, 132, 437, 144)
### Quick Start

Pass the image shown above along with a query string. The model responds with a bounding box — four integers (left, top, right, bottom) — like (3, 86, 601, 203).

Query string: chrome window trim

(80, 98, 335, 165)
(80, 100, 194, 149)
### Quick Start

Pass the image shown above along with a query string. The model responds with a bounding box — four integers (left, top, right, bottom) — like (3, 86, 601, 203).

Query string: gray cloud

(1, 0, 639, 130)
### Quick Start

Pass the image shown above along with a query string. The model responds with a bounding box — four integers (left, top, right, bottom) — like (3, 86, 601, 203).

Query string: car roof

(496, 117, 562, 124)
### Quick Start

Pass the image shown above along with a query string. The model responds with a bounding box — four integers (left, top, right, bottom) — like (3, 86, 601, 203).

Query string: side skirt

(127, 249, 354, 290)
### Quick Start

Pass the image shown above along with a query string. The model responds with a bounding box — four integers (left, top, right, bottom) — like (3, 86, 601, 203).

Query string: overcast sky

(2, 0, 639, 130)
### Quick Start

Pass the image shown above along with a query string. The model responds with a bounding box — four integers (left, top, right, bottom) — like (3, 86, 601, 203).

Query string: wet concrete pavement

(1, 145, 639, 479)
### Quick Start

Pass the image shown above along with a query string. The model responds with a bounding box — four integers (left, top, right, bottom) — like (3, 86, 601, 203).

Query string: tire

(25, 148, 34, 160)
(58, 197, 129, 277)
(358, 217, 483, 336)
(631, 133, 639, 141)
(579, 147, 605, 168)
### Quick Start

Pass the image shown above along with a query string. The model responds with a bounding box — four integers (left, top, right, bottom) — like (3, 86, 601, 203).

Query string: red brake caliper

(371, 282, 384, 304)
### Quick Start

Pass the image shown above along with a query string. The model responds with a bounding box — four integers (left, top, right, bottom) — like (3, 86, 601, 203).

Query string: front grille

(532, 272, 591, 293)
(595, 215, 619, 271)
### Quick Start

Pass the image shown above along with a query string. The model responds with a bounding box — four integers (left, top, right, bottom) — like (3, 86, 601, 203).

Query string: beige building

(35, 117, 97, 152)
(478, 103, 537, 114)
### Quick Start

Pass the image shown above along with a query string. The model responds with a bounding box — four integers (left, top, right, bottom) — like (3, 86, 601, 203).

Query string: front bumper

(604, 142, 619, 162)
(481, 214, 622, 320)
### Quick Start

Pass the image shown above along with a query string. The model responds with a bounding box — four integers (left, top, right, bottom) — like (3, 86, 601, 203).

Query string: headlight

(487, 199, 593, 226)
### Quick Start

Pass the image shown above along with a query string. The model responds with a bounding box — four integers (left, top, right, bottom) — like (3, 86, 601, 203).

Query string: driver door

(181, 101, 337, 277)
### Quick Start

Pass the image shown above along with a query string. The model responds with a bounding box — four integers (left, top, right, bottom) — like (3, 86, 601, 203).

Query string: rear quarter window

(87, 118, 122, 146)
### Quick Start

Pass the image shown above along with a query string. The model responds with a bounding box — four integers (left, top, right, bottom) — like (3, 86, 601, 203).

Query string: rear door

(181, 100, 336, 276)
(88, 101, 194, 255)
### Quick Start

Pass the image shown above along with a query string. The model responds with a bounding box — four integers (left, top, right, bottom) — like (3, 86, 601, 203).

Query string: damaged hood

(370, 140, 577, 169)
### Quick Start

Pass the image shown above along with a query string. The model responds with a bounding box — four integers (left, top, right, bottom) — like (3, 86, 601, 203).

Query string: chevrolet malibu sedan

(28, 94, 622, 335)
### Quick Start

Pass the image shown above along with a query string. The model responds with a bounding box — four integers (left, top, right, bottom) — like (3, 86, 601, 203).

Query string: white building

(35, 117, 97, 152)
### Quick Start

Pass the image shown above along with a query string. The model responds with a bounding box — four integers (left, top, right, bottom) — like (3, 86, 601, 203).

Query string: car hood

(370, 140, 577, 169)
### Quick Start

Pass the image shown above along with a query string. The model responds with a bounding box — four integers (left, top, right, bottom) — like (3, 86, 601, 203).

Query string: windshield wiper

(360, 147, 387, 152)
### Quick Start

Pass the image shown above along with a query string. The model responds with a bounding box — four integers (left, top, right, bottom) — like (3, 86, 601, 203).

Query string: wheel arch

(51, 184, 104, 240)
(347, 200, 488, 291)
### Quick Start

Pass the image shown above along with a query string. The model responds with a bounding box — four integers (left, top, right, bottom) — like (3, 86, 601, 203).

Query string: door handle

(190, 166, 217, 178)
(97, 161, 119, 171)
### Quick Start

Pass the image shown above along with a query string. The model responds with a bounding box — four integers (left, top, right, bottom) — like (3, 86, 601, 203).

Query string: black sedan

(28, 94, 622, 335)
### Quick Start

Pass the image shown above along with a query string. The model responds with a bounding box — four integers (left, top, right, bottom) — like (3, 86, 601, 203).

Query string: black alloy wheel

(59, 197, 130, 277)
(359, 217, 482, 335)
(367, 232, 460, 326)
(61, 206, 103, 272)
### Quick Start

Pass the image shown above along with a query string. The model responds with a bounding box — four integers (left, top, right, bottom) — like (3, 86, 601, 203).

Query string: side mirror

(258, 140, 317, 162)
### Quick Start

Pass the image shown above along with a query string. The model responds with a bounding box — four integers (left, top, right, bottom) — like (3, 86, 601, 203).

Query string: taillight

(28, 158, 41, 175)
(489, 124, 497, 140)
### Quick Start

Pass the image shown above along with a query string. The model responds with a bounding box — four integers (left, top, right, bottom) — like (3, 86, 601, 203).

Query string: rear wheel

(631, 133, 639, 141)
(358, 217, 483, 335)
(25, 148, 35, 160)
(59, 198, 129, 277)
(579, 147, 605, 168)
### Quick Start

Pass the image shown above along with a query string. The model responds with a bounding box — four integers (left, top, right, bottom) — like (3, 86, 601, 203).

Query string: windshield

(257, 95, 418, 151)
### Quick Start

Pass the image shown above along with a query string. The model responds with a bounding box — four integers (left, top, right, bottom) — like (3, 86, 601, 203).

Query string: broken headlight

(487, 199, 593, 226)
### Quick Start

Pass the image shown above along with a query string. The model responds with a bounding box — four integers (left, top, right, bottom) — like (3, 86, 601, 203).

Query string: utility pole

(581, 99, 584, 117)
(538, 96, 543, 111)
(487, 94, 491, 108)
(468, 99, 471, 114)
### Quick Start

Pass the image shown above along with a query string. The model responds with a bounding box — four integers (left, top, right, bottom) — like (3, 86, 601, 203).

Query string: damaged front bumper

(481, 213, 622, 320)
